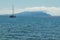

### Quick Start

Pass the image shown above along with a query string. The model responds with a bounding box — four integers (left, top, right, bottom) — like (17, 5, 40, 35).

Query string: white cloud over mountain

(0, 7, 60, 16)
(22, 7, 60, 16)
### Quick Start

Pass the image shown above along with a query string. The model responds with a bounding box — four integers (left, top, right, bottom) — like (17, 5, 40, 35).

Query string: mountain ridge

(16, 11, 51, 17)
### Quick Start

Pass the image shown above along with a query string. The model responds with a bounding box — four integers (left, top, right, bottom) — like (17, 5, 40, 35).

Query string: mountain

(16, 11, 51, 17)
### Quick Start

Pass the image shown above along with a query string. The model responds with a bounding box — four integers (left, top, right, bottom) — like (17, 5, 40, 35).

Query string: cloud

(22, 7, 60, 16)
(0, 7, 60, 16)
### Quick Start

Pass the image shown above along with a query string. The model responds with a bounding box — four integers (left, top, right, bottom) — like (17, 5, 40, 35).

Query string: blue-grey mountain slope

(16, 11, 51, 17)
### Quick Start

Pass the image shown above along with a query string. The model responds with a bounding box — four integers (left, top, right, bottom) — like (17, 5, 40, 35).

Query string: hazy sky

(0, 0, 60, 8)
(0, 0, 60, 16)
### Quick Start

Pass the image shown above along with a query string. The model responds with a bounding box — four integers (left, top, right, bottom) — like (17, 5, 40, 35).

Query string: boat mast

(9, 5, 16, 18)
(12, 5, 14, 15)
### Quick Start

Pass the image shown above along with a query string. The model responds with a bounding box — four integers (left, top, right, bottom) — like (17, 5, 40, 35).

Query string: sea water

(0, 16, 60, 40)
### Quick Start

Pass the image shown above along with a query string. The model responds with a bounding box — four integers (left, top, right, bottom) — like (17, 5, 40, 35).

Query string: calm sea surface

(0, 16, 60, 40)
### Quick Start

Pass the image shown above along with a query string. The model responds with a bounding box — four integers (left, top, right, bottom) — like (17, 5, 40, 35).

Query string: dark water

(0, 16, 60, 40)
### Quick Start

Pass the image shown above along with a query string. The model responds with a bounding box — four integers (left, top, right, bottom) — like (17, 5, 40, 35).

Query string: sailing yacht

(9, 5, 16, 18)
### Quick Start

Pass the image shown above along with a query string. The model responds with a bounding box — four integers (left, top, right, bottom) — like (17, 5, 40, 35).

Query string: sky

(0, 0, 60, 16)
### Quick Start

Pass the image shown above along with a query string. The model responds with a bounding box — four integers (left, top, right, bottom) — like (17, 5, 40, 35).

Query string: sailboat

(9, 5, 16, 18)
